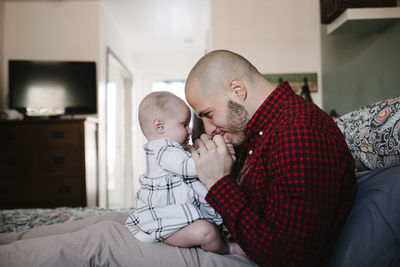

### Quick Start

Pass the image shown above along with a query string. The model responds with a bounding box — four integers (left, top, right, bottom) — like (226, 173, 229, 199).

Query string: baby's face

(163, 100, 192, 146)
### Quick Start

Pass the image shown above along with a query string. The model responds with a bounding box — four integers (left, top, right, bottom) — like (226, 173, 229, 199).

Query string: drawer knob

(53, 156, 65, 164)
(6, 157, 17, 165)
(0, 186, 12, 194)
(52, 131, 65, 139)
(58, 186, 71, 194)
(3, 132, 16, 141)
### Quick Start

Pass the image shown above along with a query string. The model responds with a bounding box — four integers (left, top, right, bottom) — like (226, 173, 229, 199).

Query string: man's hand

(192, 134, 234, 189)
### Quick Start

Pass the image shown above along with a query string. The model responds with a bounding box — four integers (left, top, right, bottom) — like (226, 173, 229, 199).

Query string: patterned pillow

(335, 96, 400, 171)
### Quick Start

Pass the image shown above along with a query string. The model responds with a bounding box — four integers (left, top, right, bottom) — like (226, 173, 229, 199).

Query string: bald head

(185, 50, 276, 135)
(185, 50, 263, 97)
(139, 91, 186, 139)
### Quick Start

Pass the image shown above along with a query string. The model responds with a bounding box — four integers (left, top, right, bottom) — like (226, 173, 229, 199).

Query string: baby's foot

(229, 242, 246, 256)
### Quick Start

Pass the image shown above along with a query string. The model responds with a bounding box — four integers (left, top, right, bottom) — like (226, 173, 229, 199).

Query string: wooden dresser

(0, 119, 98, 209)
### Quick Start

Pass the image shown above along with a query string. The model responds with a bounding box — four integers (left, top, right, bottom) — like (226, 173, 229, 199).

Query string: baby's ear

(153, 119, 164, 134)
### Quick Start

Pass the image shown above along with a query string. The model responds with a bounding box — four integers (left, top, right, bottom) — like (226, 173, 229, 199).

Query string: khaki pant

(0, 212, 256, 267)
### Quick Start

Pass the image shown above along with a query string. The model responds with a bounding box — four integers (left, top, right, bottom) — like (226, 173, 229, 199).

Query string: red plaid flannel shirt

(206, 82, 357, 267)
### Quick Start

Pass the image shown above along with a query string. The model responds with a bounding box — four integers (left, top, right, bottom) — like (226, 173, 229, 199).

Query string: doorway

(105, 47, 133, 208)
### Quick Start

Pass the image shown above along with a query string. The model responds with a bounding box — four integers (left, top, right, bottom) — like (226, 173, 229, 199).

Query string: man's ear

(153, 119, 164, 134)
(228, 79, 247, 101)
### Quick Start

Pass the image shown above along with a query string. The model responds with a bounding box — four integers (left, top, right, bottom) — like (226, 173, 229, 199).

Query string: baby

(125, 91, 243, 255)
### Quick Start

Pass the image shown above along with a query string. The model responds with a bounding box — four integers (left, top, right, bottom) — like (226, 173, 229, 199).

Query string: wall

(1, 0, 100, 109)
(321, 21, 400, 115)
(211, 0, 323, 107)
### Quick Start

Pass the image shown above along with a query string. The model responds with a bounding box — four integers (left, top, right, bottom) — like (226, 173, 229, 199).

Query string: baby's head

(138, 91, 192, 146)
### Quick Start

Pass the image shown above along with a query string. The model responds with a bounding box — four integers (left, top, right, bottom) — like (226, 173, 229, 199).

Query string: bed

(1, 96, 399, 266)
(0, 207, 134, 234)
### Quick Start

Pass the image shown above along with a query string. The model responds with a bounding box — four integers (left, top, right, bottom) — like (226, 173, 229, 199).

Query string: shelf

(327, 7, 400, 34)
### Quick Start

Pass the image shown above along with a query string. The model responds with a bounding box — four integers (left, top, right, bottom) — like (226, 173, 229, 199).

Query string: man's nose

(203, 120, 217, 136)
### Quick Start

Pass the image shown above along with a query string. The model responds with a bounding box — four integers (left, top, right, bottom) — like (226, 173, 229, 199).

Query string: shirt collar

(244, 81, 295, 138)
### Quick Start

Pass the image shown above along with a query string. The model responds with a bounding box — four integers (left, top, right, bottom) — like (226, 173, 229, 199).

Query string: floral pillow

(335, 96, 400, 171)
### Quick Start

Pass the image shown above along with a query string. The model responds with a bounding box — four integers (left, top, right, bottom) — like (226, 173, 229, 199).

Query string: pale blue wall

(321, 21, 400, 116)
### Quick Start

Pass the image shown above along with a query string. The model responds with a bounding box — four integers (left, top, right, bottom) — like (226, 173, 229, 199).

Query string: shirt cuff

(206, 174, 231, 202)
(205, 174, 245, 222)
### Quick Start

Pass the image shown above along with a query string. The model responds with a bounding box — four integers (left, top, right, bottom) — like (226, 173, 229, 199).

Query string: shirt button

(249, 150, 253, 155)
(259, 131, 263, 135)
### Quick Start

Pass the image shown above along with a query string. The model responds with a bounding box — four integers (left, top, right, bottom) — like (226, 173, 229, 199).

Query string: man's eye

(204, 112, 212, 119)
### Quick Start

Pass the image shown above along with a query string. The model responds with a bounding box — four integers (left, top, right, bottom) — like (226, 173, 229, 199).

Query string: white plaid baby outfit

(125, 138, 223, 242)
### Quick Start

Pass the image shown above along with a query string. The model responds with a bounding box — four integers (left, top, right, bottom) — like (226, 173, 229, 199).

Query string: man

(185, 50, 357, 267)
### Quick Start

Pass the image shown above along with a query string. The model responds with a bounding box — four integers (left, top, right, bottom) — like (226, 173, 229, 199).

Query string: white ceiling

(2, 0, 211, 53)
(101, 0, 211, 53)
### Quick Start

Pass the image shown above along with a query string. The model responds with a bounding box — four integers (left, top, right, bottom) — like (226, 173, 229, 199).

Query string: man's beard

(226, 100, 249, 146)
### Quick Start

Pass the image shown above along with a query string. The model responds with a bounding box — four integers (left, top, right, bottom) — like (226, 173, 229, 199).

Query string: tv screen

(9, 60, 97, 117)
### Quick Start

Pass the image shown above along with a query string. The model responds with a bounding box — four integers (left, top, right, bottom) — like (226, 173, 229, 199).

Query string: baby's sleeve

(157, 146, 197, 178)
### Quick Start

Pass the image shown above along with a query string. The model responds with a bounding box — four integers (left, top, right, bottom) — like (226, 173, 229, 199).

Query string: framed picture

(263, 73, 318, 93)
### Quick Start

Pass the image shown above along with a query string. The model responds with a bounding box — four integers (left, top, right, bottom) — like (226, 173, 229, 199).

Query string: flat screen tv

(9, 60, 97, 117)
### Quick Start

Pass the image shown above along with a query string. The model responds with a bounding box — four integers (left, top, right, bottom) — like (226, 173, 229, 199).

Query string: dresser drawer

(0, 124, 34, 145)
(0, 177, 85, 208)
(34, 123, 83, 145)
(0, 147, 84, 176)
(37, 178, 85, 203)
(35, 147, 84, 176)
(0, 122, 83, 146)
(0, 151, 35, 174)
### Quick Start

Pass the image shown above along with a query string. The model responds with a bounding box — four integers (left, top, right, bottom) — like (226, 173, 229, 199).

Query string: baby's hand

(183, 144, 196, 153)
(192, 135, 236, 160)
(222, 136, 236, 161)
